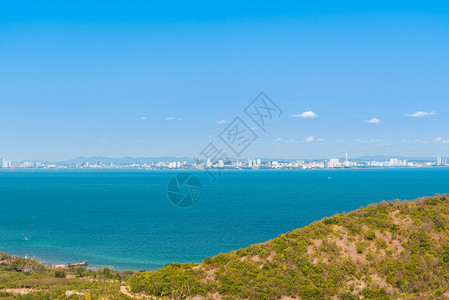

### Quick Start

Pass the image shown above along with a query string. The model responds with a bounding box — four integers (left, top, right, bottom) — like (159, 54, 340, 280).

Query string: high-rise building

(218, 160, 224, 168)
(344, 152, 350, 167)
(245, 157, 253, 167)
(328, 158, 340, 168)
(1, 158, 10, 168)
(390, 158, 400, 167)
(437, 157, 442, 166)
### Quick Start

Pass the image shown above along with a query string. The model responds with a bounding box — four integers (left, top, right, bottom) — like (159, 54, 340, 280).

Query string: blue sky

(1, 1, 449, 161)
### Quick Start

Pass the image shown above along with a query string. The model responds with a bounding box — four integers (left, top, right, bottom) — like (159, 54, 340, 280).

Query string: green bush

(54, 270, 66, 278)
(365, 231, 376, 240)
(356, 242, 365, 254)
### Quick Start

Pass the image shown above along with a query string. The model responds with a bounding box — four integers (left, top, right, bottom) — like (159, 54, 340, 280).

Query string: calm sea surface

(0, 168, 448, 270)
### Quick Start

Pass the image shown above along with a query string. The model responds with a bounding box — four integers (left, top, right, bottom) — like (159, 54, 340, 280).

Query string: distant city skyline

(0, 154, 447, 165)
(1, 1, 449, 161)
(0, 154, 447, 171)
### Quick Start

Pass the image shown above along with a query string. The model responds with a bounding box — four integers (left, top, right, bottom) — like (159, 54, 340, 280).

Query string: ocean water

(0, 168, 448, 270)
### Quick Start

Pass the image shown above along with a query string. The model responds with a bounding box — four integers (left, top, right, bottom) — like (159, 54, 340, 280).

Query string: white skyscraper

(390, 158, 400, 167)
(1, 158, 9, 168)
(344, 152, 350, 167)
(218, 160, 224, 168)
(206, 158, 212, 168)
(328, 158, 340, 168)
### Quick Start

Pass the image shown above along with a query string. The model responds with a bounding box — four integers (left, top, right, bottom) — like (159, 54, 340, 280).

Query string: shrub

(356, 242, 365, 254)
(54, 270, 66, 278)
(365, 231, 376, 240)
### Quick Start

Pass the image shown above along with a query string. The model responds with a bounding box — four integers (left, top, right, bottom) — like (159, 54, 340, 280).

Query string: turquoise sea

(0, 168, 448, 270)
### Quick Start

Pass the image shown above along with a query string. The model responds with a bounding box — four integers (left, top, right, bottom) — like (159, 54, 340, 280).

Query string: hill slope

(128, 194, 449, 299)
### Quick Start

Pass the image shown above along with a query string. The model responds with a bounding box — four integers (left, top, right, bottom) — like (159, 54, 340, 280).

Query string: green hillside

(0, 255, 134, 299)
(128, 194, 449, 299)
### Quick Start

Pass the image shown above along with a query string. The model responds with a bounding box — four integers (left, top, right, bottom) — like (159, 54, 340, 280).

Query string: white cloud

(365, 139, 383, 143)
(400, 139, 407, 143)
(303, 136, 324, 143)
(166, 117, 174, 121)
(435, 137, 449, 143)
(217, 120, 227, 124)
(406, 111, 436, 118)
(357, 139, 390, 146)
(275, 136, 323, 143)
(291, 110, 318, 118)
(364, 118, 382, 124)
(414, 139, 429, 144)
(378, 141, 391, 146)
(285, 139, 298, 144)
(178, 118, 183, 121)
(140, 116, 147, 121)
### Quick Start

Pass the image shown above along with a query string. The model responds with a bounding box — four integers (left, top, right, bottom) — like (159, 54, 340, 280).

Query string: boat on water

(67, 260, 88, 267)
